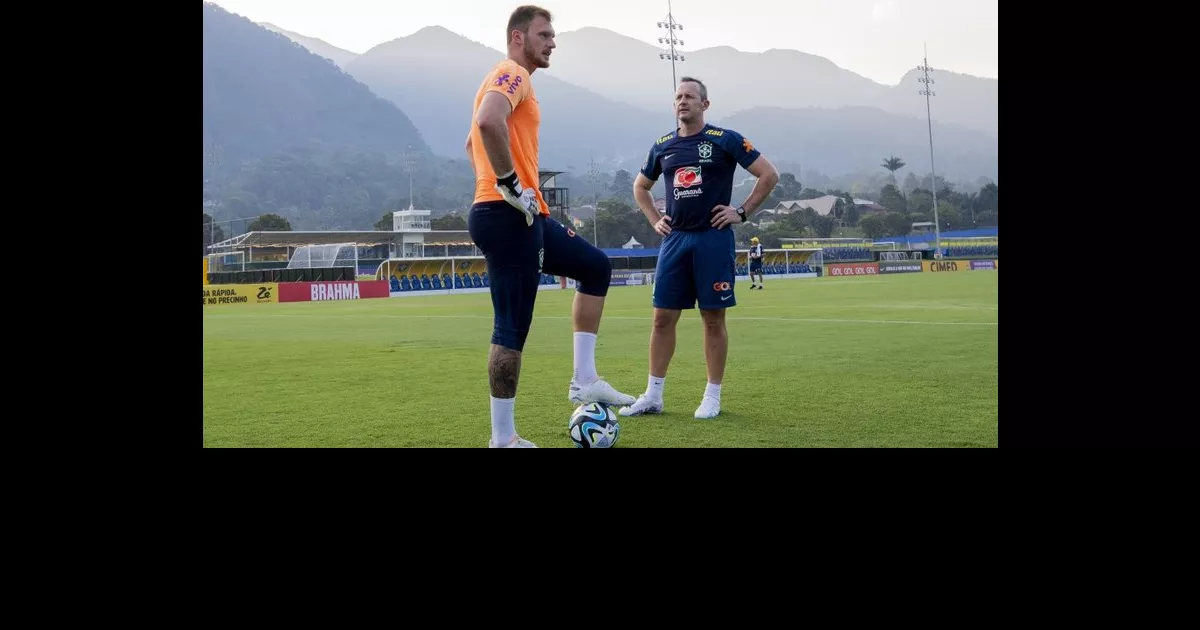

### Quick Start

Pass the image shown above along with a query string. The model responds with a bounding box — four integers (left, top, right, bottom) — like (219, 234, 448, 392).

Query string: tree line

(205, 153, 996, 252)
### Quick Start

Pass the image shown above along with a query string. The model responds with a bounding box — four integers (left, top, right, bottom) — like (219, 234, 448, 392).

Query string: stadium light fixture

(657, 0, 685, 120)
(403, 145, 418, 211)
(917, 44, 942, 257)
(587, 155, 601, 246)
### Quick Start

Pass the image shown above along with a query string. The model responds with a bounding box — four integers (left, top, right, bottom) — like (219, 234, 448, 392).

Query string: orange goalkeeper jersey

(469, 58, 548, 216)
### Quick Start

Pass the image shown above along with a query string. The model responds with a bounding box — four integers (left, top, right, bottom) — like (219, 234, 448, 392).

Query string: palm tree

(881, 155, 905, 186)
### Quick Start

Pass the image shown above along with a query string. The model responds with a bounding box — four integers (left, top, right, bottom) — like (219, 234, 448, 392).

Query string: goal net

(734, 248, 823, 275)
(287, 243, 359, 270)
(877, 250, 924, 262)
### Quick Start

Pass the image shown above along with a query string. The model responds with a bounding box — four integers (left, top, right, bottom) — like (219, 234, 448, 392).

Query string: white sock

(704, 382, 722, 401)
(491, 396, 516, 445)
(573, 332, 598, 384)
(647, 374, 666, 401)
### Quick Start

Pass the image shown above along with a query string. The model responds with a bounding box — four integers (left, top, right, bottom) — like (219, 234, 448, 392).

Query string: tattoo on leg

(488, 345, 522, 398)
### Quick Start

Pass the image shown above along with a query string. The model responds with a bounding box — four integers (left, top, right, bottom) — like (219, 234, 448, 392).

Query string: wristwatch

(736, 206, 747, 222)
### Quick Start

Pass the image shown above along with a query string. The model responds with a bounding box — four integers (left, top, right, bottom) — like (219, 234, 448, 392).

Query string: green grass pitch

(203, 272, 998, 447)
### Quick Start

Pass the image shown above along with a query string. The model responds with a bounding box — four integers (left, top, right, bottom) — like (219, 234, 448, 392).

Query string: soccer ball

(568, 402, 621, 448)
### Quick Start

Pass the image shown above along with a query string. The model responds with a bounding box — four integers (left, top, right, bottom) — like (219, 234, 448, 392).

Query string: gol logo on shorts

(712, 282, 731, 291)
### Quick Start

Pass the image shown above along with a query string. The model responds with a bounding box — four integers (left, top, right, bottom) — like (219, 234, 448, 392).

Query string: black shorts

(468, 201, 611, 351)
(749, 259, 763, 273)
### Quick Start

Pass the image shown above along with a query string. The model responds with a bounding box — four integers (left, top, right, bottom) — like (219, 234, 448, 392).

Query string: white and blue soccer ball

(568, 402, 621, 448)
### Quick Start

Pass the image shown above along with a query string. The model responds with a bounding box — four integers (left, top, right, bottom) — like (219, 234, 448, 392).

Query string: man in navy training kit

(622, 76, 779, 420)
(748, 236, 765, 289)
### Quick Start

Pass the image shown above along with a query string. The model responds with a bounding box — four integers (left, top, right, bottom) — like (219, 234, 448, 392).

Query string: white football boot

(618, 395, 664, 417)
(693, 395, 721, 419)
(488, 435, 538, 448)
(569, 377, 636, 406)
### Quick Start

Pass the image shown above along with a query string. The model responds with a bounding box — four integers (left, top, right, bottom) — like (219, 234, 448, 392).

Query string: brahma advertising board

(278, 280, 390, 303)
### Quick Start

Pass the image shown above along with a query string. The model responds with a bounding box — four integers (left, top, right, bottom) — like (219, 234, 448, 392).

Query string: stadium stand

(822, 246, 872, 261)
(369, 227, 997, 295)
(874, 228, 999, 258)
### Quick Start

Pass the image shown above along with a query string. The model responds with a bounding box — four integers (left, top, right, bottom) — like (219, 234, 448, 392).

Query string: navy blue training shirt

(639, 123, 761, 232)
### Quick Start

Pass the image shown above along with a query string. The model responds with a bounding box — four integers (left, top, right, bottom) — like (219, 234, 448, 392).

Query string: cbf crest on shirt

(640, 124, 761, 232)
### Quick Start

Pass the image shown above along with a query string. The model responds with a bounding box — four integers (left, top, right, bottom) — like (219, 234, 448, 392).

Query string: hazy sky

(208, 0, 997, 85)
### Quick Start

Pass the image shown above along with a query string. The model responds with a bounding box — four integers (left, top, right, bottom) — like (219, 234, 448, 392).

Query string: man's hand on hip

(653, 214, 673, 236)
(711, 204, 741, 229)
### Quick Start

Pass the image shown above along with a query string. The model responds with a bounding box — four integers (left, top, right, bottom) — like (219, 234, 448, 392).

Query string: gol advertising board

(203, 283, 278, 306)
(825, 262, 879, 277)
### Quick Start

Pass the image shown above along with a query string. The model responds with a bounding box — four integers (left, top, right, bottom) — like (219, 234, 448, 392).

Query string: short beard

(525, 42, 548, 68)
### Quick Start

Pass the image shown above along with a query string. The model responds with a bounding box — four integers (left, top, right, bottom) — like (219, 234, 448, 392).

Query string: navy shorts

(468, 201, 611, 352)
(749, 259, 763, 273)
(653, 227, 736, 310)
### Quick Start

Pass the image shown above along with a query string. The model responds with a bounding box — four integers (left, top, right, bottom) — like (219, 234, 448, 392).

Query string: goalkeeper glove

(495, 171, 538, 227)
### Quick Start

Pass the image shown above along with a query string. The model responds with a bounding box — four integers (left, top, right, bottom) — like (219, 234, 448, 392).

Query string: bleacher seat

(443, 274, 452, 289)
(401, 276, 412, 291)
(409, 274, 420, 290)
(390, 277, 402, 292)
(482, 272, 490, 287)
(471, 273, 483, 288)
(431, 275, 442, 289)
(454, 274, 464, 289)
(420, 274, 432, 290)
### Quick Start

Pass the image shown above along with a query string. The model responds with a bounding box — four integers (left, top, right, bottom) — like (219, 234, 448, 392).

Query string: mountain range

(545, 27, 996, 139)
(201, 2, 997, 229)
(343, 26, 666, 171)
(278, 21, 997, 179)
(259, 22, 361, 69)
(203, 3, 428, 179)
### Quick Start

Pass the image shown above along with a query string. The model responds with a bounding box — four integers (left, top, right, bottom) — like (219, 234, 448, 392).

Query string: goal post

(206, 250, 246, 273)
(735, 247, 822, 275)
